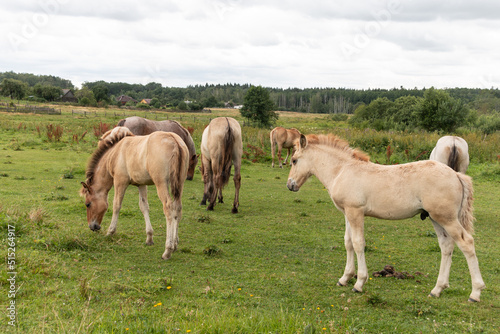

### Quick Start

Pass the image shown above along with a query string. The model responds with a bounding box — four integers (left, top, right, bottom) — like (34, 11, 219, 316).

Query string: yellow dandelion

(167, 286, 172, 290)
(238, 288, 241, 291)
(158, 302, 162, 306)
(187, 330, 191, 333)
(126, 329, 129, 331)
(250, 294, 254, 297)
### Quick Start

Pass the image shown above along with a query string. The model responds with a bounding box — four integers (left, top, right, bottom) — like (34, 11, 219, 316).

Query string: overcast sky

(1, 0, 499, 89)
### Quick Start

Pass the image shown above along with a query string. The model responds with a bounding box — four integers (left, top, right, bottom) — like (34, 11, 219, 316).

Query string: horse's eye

(85, 202, 91, 208)
(292, 159, 297, 165)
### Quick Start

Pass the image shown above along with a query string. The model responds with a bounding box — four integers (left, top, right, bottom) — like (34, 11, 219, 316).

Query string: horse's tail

(218, 118, 235, 188)
(457, 173, 475, 234)
(117, 118, 126, 126)
(270, 128, 277, 154)
(170, 134, 188, 201)
(447, 142, 460, 172)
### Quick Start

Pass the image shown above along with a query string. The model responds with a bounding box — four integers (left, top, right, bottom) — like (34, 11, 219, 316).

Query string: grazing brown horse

(80, 127, 189, 260)
(270, 127, 301, 168)
(430, 136, 469, 173)
(117, 116, 198, 180)
(200, 117, 242, 213)
(287, 134, 485, 302)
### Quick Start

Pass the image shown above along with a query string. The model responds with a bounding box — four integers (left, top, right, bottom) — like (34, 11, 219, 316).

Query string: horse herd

(80, 117, 484, 302)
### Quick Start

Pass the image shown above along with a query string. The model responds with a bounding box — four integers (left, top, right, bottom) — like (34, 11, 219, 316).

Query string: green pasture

(0, 108, 499, 333)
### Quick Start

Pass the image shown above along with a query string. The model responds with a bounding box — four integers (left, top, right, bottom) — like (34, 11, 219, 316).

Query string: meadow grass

(0, 107, 499, 333)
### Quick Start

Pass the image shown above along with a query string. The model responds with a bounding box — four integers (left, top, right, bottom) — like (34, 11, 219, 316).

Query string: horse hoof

(146, 241, 154, 246)
(428, 293, 438, 298)
(231, 207, 238, 214)
(352, 287, 361, 293)
(337, 281, 345, 287)
(468, 298, 479, 303)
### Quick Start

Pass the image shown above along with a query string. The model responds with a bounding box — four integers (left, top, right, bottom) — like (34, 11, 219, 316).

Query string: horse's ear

(299, 134, 307, 149)
(80, 182, 92, 195)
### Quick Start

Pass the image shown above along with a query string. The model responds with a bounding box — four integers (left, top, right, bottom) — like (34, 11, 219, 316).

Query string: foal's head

(187, 154, 199, 180)
(80, 181, 108, 232)
(287, 134, 311, 192)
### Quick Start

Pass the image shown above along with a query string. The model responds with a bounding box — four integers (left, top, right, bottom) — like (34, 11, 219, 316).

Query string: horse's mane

(86, 127, 134, 183)
(305, 134, 370, 162)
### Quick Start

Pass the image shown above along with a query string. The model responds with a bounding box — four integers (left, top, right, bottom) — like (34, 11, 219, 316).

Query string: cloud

(0, 0, 499, 89)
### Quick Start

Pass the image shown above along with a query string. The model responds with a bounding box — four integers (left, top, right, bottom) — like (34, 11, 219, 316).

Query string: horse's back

(202, 117, 242, 159)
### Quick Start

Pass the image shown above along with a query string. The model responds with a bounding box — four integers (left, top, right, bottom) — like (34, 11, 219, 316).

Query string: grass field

(0, 105, 499, 333)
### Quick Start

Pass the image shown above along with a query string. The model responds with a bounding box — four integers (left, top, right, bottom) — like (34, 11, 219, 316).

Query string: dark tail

(117, 119, 126, 126)
(447, 143, 460, 172)
(218, 118, 235, 187)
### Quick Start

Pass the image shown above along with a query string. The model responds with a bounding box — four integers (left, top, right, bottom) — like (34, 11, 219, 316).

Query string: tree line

(1, 71, 499, 133)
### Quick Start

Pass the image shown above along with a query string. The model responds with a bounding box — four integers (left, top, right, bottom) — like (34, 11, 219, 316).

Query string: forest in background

(2, 71, 500, 115)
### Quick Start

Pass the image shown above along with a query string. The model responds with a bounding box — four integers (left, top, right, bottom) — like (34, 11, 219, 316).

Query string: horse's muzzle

(287, 179, 299, 192)
(89, 223, 101, 231)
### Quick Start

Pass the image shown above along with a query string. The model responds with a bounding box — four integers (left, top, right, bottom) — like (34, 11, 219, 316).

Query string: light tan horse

(430, 135, 469, 173)
(200, 117, 242, 213)
(287, 134, 485, 302)
(80, 127, 189, 260)
(117, 116, 198, 180)
(270, 127, 301, 168)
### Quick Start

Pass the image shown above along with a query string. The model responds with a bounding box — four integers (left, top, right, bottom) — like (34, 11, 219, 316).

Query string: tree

(416, 87, 470, 132)
(75, 87, 97, 106)
(1, 78, 27, 100)
(91, 84, 109, 102)
(240, 86, 277, 127)
(33, 84, 62, 101)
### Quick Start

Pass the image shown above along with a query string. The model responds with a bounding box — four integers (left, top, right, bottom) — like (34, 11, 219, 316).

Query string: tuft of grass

(197, 214, 212, 224)
(203, 245, 222, 256)
(79, 277, 90, 300)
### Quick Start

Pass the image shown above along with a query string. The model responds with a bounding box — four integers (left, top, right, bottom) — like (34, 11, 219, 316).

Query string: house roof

(117, 95, 137, 102)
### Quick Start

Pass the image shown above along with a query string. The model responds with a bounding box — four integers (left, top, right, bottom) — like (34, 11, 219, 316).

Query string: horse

(286, 133, 485, 302)
(117, 116, 198, 180)
(270, 127, 301, 168)
(200, 117, 242, 213)
(80, 126, 189, 260)
(430, 136, 469, 173)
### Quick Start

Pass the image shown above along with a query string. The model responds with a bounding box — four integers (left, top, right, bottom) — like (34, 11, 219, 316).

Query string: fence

(71, 109, 220, 125)
(0, 103, 61, 115)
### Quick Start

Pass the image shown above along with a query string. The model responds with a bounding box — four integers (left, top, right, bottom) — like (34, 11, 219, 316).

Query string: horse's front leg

(284, 147, 291, 166)
(107, 182, 128, 236)
(342, 208, 367, 292)
(338, 217, 356, 287)
(277, 144, 283, 168)
(138, 185, 154, 245)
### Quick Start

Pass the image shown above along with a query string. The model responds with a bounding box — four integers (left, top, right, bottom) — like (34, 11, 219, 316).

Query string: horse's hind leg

(338, 216, 356, 288)
(138, 185, 154, 245)
(232, 157, 241, 214)
(156, 184, 180, 260)
(429, 221, 454, 298)
(200, 156, 212, 207)
(433, 219, 485, 301)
